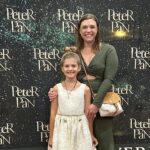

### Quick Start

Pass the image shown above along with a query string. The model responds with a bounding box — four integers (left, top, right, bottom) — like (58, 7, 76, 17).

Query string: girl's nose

(68, 66, 73, 70)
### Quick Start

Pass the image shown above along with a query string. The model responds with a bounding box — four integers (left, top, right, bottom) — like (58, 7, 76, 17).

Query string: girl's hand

(48, 88, 57, 101)
(48, 138, 53, 148)
(48, 145, 52, 150)
(91, 135, 98, 147)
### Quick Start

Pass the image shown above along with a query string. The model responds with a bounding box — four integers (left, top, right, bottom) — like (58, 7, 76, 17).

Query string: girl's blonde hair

(60, 51, 81, 67)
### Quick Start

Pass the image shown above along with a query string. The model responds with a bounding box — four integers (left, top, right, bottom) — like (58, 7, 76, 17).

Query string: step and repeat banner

(0, 0, 149, 150)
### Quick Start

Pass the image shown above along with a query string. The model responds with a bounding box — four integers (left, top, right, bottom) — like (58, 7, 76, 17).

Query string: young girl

(48, 51, 98, 150)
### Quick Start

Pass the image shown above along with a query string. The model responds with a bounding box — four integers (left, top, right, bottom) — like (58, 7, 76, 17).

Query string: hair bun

(64, 46, 78, 53)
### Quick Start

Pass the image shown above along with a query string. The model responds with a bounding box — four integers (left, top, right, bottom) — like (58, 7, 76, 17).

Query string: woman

(49, 14, 118, 150)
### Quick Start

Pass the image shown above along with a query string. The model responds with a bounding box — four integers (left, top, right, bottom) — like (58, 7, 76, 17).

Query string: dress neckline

(60, 82, 83, 92)
(81, 43, 103, 67)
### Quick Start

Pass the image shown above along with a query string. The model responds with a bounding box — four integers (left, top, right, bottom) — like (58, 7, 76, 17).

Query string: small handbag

(99, 92, 123, 117)
(80, 55, 123, 117)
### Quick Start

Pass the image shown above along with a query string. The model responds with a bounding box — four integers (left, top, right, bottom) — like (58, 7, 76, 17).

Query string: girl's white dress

(51, 83, 95, 150)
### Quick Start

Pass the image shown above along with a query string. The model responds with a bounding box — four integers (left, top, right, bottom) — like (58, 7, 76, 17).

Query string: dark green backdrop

(0, 0, 149, 149)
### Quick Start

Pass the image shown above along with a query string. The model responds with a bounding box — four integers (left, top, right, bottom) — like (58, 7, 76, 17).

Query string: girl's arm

(84, 86, 98, 146)
(49, 85, 58, 147)
(84, 86, 93, 135)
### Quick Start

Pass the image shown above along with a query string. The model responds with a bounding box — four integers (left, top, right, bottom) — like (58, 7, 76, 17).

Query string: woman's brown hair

(76, 14, 100, 51)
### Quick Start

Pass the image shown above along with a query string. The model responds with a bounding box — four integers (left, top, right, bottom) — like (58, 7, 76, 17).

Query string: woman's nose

(86, 27, 91, 32)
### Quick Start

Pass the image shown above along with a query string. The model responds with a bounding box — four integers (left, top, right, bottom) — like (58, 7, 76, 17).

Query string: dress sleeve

(93, 45, 118, 108)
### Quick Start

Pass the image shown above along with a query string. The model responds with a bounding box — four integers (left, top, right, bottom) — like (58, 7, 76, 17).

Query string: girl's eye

(64, 64, 77, 68)
(64, 65, 69, 68)
(71, 64, 76, 67)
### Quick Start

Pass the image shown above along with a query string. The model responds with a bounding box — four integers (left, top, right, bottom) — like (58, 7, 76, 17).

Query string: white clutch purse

(99, 92, 123, 117)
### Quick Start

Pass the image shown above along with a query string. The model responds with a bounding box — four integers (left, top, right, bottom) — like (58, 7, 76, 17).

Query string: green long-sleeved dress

(78, 43, 118, 150)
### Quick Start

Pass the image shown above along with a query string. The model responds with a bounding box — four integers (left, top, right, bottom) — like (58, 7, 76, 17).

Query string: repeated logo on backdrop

(11, 86, 39, 108)
(58, 9, 84, 33)
(0, 49, 11, 71)
(36, 121, 49, 143)
(112, 84, 133, 106)
(33, 48, 61, 71)
(1, 1, 149, 149)
(119, 146, 149, 150)
(108, 9, 134, 34)
(130, 118, 150, 140)
(131, 47, 150, 70)
(0, 123, 15, 145)
(6, 8, 35, 32)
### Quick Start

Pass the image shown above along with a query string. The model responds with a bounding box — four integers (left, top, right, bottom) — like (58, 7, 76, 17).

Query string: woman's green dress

(78, 43, 118, 150)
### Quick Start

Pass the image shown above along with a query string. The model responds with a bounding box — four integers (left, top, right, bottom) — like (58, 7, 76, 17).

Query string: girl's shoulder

(55, 83, 63, 89)
(80, 83, 90, 92)
(74, 82, 87, 91)
(53, 83, 60, 90)
(78, 82, 86, 87)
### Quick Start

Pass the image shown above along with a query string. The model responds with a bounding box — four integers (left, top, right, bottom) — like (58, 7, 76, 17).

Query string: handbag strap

(79, 54, 95, 99)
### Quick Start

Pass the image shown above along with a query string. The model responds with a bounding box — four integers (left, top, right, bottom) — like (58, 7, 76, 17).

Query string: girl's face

(61, 58, 81, 80)
(79, 19, 98, 44)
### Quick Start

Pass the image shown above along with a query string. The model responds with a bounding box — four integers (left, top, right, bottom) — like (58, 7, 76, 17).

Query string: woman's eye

(91, 26, 95, 28)
(82, 26, 87, 29)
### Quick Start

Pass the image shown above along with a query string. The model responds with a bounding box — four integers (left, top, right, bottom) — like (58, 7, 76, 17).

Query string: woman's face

(79, 19, 98, 44)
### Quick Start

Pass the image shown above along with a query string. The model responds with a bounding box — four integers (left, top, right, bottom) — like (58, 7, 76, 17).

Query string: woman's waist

(82, 79, 102, 93)
(83, 74, 96, 80)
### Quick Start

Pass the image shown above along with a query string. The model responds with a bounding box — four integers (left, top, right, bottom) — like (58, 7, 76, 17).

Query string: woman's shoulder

(101, 42, 116, 53)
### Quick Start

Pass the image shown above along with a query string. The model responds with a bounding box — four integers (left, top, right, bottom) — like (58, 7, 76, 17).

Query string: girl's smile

(61, 58, 81, 80)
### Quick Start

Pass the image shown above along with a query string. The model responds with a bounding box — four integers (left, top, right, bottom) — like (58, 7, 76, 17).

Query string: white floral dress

(50, 83, 95, 150)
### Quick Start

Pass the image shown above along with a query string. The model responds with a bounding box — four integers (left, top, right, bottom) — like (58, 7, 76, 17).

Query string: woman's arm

(93, 44, 118, 108)
(49, 85, 58, 146)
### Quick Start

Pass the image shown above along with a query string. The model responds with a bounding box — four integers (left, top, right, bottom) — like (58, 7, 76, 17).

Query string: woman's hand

(87, 104, 99, 120)
(48, 88, 58, 101)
